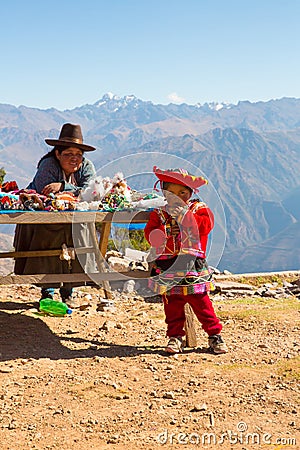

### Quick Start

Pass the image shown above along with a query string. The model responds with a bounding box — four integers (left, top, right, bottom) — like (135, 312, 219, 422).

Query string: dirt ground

(0, 278, 299, 450)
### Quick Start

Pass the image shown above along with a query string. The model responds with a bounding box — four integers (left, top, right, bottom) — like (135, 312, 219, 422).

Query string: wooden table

(0, 209, 197, 347)
(0, 210, 151, 288)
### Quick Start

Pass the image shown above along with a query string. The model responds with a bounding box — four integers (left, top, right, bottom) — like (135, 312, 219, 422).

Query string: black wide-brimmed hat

(45, 123, 96, 152)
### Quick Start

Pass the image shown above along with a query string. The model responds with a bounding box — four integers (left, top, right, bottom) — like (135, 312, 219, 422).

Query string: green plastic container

(39, 298, 72, 316)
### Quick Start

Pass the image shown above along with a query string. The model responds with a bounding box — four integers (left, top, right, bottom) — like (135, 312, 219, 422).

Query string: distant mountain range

(0, 94, 300, 273)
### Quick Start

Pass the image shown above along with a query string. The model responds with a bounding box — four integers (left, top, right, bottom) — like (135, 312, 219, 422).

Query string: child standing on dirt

(144, 166, 227, 354)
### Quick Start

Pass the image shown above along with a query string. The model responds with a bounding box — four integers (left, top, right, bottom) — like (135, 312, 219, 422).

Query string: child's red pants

(163, 292, 222, 337)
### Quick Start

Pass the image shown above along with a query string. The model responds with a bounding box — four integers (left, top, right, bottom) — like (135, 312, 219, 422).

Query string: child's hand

(168, 205, 187, 218)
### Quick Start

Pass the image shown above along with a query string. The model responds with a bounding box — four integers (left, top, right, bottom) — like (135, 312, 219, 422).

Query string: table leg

(99, 222, 111, 258)
(88, 222, 112, 300)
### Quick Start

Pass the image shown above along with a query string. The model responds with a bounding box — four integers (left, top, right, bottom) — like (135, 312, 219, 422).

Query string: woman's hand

(42, 183, 63, 195)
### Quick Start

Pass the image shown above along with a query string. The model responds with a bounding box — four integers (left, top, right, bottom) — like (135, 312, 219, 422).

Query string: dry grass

(216, 296, 299, 321)
(277, 357, 300, 381)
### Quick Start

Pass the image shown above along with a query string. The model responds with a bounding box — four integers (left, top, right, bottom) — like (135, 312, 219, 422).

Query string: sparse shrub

(0, 167, 6, 185)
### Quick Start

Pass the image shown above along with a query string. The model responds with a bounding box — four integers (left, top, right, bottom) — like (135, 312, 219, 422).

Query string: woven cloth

(148, 254, 215, 295)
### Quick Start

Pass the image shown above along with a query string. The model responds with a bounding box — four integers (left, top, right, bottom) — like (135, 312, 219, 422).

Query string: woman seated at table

(14, 123, 97, 307)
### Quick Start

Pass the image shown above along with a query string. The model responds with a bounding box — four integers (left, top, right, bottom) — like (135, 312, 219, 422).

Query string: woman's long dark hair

(37, 146, 84, 168)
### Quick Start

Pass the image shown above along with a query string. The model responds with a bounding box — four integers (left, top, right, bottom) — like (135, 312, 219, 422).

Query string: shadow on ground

(0, 300, 210, 362)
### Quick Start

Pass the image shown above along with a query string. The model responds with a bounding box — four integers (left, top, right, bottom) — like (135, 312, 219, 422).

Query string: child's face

(163, 183, 192, 206)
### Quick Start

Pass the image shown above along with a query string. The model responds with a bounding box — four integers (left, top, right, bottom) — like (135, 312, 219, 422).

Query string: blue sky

(1, 0, 300, 110)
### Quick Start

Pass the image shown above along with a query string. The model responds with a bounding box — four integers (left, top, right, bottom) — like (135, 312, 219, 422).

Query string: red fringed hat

(153, 166, 208, 192)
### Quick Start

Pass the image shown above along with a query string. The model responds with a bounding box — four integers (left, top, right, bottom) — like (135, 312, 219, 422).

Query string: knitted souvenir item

(44, 192, 77, 211)
(0, 194, 15, 209)
(19, 192, 45, 210)
(0, 181, 19, 192)
(79, 172, 131, 204)
(153, 166, 208, 192)
(79, 172, 132, 211)
(111, 172, 132, 202)
(79, 176, 113, 202)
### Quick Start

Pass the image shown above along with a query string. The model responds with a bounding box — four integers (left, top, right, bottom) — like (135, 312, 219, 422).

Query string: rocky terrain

(0, 274, 299, 450)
